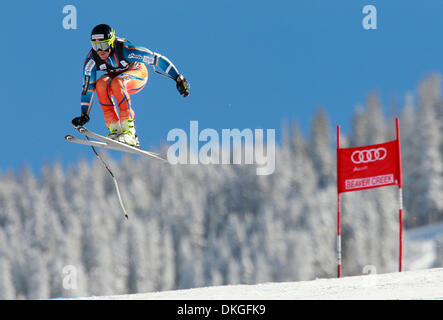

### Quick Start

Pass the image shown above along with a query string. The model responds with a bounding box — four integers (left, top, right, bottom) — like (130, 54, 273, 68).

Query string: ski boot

(107, 122, 122, 140)
(117, 119, 140, 147)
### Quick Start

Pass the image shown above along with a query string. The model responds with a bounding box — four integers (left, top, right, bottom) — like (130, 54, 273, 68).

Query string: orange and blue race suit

(81, 38, 180, 127)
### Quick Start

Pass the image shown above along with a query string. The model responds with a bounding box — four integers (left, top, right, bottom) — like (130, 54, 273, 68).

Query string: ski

(65, 134, 141, 154)
(70, 126, 168, 162)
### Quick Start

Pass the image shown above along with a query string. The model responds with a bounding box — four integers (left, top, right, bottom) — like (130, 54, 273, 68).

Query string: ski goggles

(91, 32, 115, 52)
(91, 39, 115, 52)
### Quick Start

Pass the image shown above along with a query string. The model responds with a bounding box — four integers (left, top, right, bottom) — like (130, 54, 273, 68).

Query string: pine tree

(0, 235, 15, 299)
(351, 92, 387, 146)
(126, 221, 149, 294)
(310, 108, 334, 188)
(25, 248, 50, 299)
(410, 75, 443, 225)
(400, 94, 419, 227)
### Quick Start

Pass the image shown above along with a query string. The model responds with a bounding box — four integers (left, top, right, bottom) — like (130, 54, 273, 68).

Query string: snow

(404, 221, 443, 270)
(68, 223, 443, 300)
(75, 268, 443, 300)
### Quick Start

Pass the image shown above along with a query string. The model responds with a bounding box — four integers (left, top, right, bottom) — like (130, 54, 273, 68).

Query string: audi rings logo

(351, 148, 387, 164)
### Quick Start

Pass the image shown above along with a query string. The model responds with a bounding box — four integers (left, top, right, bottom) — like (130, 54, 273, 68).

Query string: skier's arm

(123, 43, 180, 79)
(153, 53, 180, 80)
(123, 42, 189, 97)
(80, 52, 97, 117)
(73, 53, 97, 126)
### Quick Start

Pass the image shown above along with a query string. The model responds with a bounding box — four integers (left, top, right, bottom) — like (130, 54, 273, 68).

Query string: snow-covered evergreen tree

(409, 75, 443, 225)
(0, 235, 15, 299)
(351, 92, 388, 146)
(400, 93, 419, 228)
(310, 108, 335, 188)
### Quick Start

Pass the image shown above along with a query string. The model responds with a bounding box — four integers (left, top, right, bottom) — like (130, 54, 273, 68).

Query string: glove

(72, 113, 90, 127)
(176, 74, 190, 97)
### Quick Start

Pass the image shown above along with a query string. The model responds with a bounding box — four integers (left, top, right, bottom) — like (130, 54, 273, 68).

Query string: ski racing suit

(81, 37, 180, 127)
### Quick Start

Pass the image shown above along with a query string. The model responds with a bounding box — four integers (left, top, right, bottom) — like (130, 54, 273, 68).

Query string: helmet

(90, 24, 115, 52)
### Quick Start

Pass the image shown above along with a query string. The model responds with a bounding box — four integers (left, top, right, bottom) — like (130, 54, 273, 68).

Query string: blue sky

(0, 0, 442, 173)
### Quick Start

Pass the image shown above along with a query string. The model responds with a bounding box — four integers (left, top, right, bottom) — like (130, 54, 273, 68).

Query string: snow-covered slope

(80, 268, 443, 300)
(73, 223, 443, 300)
(405, 222, 443, 270)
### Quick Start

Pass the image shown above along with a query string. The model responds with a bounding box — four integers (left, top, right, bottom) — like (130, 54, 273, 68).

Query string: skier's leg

(109, 63, 148, 146)
(123, 63, 149, 95)
(96, 74, 120, 127)
(109, 63, 148, 123)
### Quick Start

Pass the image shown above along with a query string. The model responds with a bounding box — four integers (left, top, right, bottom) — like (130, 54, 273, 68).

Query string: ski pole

(85, 135, 129, 219)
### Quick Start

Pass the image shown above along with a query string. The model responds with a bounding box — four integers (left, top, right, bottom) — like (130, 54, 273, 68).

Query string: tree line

(0, 74, 441, 299)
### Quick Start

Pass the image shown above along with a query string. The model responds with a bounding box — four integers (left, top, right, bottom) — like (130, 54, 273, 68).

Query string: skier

(72, 24, 190, 147)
